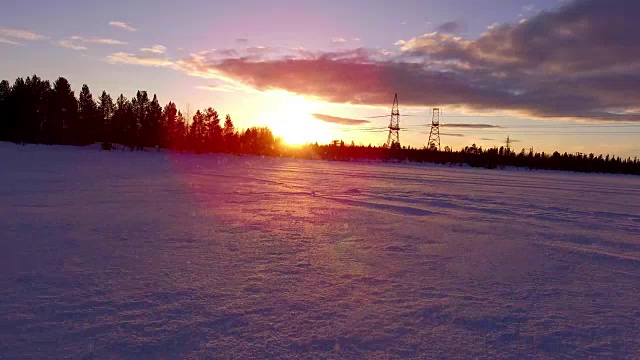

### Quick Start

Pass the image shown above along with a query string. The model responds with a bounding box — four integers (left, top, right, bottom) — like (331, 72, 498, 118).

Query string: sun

(267, 112, 334, 145)
(258, 92, 335, 145)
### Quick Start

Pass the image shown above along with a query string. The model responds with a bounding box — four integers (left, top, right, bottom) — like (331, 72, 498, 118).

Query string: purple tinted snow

(0, 143, 639, 358)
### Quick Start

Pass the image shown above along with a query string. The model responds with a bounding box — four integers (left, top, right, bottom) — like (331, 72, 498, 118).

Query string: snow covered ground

(1, 143, 639, 359)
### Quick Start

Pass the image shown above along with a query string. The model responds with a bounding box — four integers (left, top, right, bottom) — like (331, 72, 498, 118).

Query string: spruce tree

(48, 77, 77, 145)
(78, 84, 99, 145)
(98, 91, 115, 148)
(147, 94, 162, 148)
(0, 80, 10, 141)
(112, 94, 132, 148)
(162, 102, 178, 149)
(223, 114, 236, 152)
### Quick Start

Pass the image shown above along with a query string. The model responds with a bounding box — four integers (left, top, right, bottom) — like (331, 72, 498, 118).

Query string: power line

(439, 132, 640, 136)
(327, 102, 640, 151)
(386, 94, 400, 148)
(366, 114, 417, 119)
(427, 108, 441, 150)
(430, 114, 640, 119)
(337, 129, 640, 137)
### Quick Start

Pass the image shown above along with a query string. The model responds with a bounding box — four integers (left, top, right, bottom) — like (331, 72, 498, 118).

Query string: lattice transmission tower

(386, 93, 400, 148)
(427, 108, 441, 151)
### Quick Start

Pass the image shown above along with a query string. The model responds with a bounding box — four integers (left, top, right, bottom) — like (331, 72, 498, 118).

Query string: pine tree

(8, 77, 27, 143)
(0, 80, 10, 141)
(223, 114, 236, 152)
(27, 76, 47, 143)
(204, 107, 221, 152)
(175, 110, 187, 151)
(78, 84, 99, 145)
(112, 94, 132, 148)
(48, 77, 77, 145)
(131, 91, 149, 149)
(147, 94, 162, 148)
(98, 91, 115, 148)
(162, 102, 178, 149)
(189, 110, 205, 153)
(11, 75, 51, 144)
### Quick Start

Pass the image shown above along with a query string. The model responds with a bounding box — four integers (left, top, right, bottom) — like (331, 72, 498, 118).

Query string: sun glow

(258, 92, 335, 145)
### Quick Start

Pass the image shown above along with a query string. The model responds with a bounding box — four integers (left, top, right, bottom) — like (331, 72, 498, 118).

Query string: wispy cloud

(0, 27, 44, 40)
(197, 85, 237, 93)
(246, 46, 275, 55)
(109, 21, 136, 32)
(0, 37, 19, 45)
(235, 38, 249, 44)
(312, 114, 370, 125)
(106, 52, 173, 67)
(332, 37, 347, 45)
(58, 36, 127, 51)
(57, 40, 87, 50)
(71, 36, 127, 45)
(480, 138, 496, 141)
(140, 45, 167, 54)
(196, 83, 259, 94)
(443, 124, 502, 129)
(441, 133, 465, 137)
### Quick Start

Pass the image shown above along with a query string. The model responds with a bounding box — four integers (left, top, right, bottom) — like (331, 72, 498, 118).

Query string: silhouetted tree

(112, 94, 132, 148)
(48, 77, 77, 145)
(146, 94, 162, 148)
(189, 110, 205, 153)
(98, 91, 115, 148)
(174, 110, 187, 151)
(204, 108, 222, 152)
(131, 91, 149, 149)
(78, 84, 100, 145)
(0, 80, 10, 141)
(223, 114, 238, 152)
(162, 101, 178, 149)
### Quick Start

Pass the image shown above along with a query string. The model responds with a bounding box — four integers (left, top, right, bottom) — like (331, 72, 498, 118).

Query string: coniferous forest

(0, 75, 278, 156)
(1, 75, 639, 175)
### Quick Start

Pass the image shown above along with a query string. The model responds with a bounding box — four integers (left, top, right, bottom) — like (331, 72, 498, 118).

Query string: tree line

(287, 142, 640, 175)
(1, 74, 638, 175)
(0, 75, 280, 155)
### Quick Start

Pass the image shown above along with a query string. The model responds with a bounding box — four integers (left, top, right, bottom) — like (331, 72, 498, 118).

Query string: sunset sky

(1, 0, 639, 157)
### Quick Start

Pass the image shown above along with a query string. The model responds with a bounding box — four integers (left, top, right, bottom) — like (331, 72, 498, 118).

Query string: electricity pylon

(386, 94, 400, 148)
(428, 108, 441, 151)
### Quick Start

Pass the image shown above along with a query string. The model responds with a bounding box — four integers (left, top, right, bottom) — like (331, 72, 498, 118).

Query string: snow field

(1, 143, 639, 358)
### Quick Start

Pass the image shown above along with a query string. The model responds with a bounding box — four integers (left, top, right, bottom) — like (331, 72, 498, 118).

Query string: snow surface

(1, 143, 639, 359)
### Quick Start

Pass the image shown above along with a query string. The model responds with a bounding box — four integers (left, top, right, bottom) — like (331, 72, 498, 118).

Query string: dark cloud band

(312, 114, 370, 125)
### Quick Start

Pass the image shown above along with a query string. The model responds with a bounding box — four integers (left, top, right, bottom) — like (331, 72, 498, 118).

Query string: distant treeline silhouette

(0, 75, 279, 155)
(1, 75, 638, 175)
(290, 142, 640, 175)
